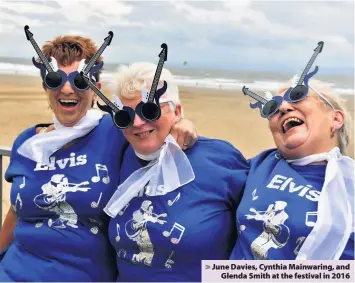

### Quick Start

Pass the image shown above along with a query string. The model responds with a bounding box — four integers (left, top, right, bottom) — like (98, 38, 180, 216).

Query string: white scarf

(104, 134, 195, 218)
(286, 147, 354, 260)
(17, 109, 103, 165)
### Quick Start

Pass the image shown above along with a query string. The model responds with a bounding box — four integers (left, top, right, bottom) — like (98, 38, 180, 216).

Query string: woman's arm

(170, 118, 198, 149)
(0, 207, 17, 251)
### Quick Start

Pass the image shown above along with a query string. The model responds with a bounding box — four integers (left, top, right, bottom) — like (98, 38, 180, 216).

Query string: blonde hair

(279, 79, 353, 154)
(110, 62, 180, 106)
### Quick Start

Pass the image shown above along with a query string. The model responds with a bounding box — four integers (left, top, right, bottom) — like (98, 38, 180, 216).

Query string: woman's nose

(133, 113, 147, 127)
(278, 101, 295, 115)
(60, 80, 75, 95)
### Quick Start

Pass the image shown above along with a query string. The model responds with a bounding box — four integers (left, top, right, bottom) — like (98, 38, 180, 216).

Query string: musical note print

(167, 192, 180, 206)
(35, 222, 44, 228)
(165, 251, 175, 268)
(294, 236, 306, 256)
(163, 222, 185, 244)
(89, 218, 102, 234)
(12, 193, 23, 212)
(91, 164, 110, 184)
(19, 176, 26, 189)
(91, 192, 102, 208)
(252, 188, 258, 201)
(90, 226, 99, 234)
(118, 203, 130, 216)
(115, 224, 121, 242)
(305, 211, 318, 227)
(118, 249, 127, 258)
(47, 218, 54, 227)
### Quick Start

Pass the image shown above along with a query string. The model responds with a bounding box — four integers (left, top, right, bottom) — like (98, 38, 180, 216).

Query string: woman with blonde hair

(0, 28, 197, 281)
(231, 75, 354, 260)
(102, 62, 250, 282)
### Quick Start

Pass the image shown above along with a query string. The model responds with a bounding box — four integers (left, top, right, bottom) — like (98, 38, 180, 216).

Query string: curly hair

(41, 35, 102, 82)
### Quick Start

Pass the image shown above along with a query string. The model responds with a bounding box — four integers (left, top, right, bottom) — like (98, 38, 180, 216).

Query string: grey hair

(110, 62, 180, 105)
(279, 79, 352, 154)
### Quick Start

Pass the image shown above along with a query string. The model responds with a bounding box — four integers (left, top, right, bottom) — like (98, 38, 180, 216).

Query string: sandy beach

(1, 75, 354, 222)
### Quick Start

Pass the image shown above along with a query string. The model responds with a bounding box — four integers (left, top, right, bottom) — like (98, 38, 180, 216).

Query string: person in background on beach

(103, 62, 250, 282)
(230, 78, 354, 260)
(0, 34, 197, 281)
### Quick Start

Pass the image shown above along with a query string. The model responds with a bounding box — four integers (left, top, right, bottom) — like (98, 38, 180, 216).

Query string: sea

(0, 56, 353, 95)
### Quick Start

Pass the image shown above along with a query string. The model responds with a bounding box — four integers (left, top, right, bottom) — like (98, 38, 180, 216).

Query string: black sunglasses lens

(114, 111, 132, 129)
(290, 85, 307, 101)
(141, 103, 160, 121)
(45, 72, 62, 88)
(262, 100, 279, 117)
(74, 74, 88, 90)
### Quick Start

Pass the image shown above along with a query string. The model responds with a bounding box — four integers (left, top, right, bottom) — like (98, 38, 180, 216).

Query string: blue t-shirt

(108, 137, 249, 282)
(230, 149, 354, 260)
(0, 114, 128, 282)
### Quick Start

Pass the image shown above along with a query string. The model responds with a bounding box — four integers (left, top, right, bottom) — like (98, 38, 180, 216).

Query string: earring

(330, 126, 335, 138)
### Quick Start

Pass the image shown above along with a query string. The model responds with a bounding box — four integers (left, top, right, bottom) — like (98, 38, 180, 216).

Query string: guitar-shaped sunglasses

(135, 43, 168, 122)
(244, 41, 324, 119)
(24, 25, 113, 91)
(81, 44, 168, 129)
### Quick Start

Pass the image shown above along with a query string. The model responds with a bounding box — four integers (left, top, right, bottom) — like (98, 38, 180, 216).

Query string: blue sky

(0, 0, 353, 74)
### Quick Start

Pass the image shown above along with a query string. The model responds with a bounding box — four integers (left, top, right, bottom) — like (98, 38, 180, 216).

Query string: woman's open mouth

(282, 117, 305, 133)
(59, 99, 79, 109)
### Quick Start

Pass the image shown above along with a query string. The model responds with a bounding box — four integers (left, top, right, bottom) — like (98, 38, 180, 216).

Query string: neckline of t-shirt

(289, 163, 327, 174)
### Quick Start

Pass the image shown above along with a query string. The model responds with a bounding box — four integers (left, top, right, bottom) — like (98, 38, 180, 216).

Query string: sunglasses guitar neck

(148, 43, 168, 102)
(24, 25, 54, 73)
(297, 41, 324, 86)
(242, 86, 268, 104)
(82, 31, 114, 75)
(81, 72, 120, 112)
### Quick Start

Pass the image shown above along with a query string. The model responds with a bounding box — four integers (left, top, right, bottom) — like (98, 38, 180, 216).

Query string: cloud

(3, 1, 56, 14)
(56, 0, 134, 24)
(0, 0, 352, 73)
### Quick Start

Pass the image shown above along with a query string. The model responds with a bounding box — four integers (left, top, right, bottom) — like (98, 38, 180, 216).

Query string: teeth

(60, 99, 78, 103)
(283, 117, 303, 132)
(137, 131, 151, 137)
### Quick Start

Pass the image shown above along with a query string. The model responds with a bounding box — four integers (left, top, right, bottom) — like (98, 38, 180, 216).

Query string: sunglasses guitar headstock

(314, 41, 324, 53)
(24, 25, 55, 73)
(296, 41, 325, 88)
(82, 31, 114, 76)
(137, 43, 169, 122)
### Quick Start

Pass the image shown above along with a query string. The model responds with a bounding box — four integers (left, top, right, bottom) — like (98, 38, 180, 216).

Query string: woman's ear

(95, 81, 102, 90)
(174, 104, 182, 122)
(332, 109, 345, 131)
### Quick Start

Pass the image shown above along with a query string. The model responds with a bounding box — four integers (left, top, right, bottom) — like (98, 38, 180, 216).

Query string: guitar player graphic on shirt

(34, 174, 90, 228)
(246, 201, 291, 259)
(125, 200, 167, 266)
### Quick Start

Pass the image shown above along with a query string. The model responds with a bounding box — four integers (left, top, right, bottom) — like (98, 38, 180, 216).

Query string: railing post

(0, 154, 2, 225)
(0, 147, 11, 227)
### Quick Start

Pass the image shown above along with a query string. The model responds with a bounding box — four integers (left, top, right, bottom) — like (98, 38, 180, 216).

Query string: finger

(188, 130, 198, 147)
(176, 131, 185, 149)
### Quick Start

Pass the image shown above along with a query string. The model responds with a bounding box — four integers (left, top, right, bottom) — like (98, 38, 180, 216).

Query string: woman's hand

(170, 119, 198, 150)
